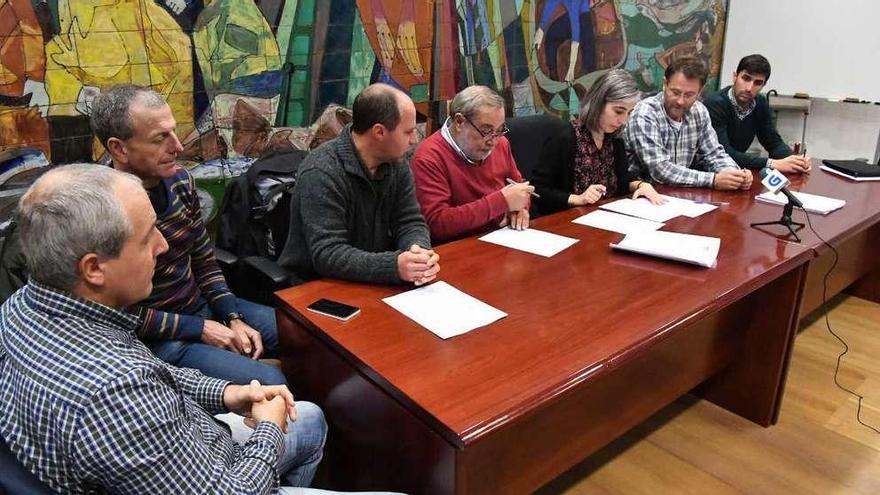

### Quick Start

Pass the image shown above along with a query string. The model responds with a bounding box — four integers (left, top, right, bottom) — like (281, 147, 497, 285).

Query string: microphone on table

(751, 167, 806, 242)
(759, 167, 803, 209)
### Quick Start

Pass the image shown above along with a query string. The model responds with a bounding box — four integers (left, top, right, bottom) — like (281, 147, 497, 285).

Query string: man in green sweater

(704, 54, 811, 173)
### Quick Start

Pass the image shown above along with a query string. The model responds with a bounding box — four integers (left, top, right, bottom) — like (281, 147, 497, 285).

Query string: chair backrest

(505, 114, 570, 182)
(0, 434, 55, 494)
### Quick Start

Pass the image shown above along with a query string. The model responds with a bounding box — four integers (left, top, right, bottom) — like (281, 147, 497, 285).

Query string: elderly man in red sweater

(411, 86, 534, 243)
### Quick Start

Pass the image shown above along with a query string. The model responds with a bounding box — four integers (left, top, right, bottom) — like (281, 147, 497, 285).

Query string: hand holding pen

(502, 178, 537, 211)
(568, 184, 606, 206)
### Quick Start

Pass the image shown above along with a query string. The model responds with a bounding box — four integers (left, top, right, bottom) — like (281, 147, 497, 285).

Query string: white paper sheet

(599, 197, 683, 223)
(658, 195, 719, 218)
(478, 227, 578, 257)
(755, 190, 846, 215)
(382, 281, 507, 339)
(610, 230, 721, 268)
(572, 210, 665, 234)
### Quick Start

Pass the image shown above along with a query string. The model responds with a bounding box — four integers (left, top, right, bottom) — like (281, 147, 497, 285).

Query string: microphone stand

(751, 201, 805, 242)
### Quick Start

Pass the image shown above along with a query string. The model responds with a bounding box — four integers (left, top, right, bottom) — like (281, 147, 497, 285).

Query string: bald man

(278, 84, 440, 285)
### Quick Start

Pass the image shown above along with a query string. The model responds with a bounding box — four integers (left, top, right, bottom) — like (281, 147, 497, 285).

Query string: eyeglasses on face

(459, 113, 509, 140)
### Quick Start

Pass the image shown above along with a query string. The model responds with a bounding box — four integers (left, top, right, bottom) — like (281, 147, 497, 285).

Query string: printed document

(572, 210, 665, 234)
(383, 281, 507, 339)
(479, 227, 578, 257)
(755, 190, 845, 215)
(610, 230, 721, 268)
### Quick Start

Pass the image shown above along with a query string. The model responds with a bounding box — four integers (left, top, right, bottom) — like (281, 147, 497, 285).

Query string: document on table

(755, 190, 846, 215)
(572, 209, 665, 234)
(657, 195, 718, 218)
(478, 227, 578, 257)
(599, 197, 683, 223)
(382, 281, 507, 339)
(610, 230, 721, 268)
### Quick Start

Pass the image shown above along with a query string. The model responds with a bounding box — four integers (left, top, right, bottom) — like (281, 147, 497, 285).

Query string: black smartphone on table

(306, 298, 360, 321)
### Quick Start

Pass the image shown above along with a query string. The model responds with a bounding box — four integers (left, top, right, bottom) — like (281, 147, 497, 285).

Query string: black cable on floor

(802, 208, 880, 434)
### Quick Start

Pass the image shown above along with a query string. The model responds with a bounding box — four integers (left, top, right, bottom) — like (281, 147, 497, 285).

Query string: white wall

(721, 0, 880, 101)
(769, 100, 880, 161)
(722, 0, 880, 160)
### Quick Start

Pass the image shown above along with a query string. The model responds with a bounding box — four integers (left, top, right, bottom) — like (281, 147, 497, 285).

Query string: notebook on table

(821, 159, 880, 180)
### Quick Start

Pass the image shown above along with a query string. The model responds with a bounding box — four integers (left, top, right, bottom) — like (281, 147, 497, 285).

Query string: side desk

(275, 178, 831, 493)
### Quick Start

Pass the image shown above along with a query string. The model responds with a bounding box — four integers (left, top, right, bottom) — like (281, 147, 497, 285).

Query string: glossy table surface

(273, 166, 880, 448)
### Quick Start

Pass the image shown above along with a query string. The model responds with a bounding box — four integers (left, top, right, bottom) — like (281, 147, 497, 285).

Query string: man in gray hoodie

(279, 84, 440, 285)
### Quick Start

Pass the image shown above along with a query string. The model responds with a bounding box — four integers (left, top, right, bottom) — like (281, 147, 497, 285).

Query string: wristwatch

(225, 312, 245, 326)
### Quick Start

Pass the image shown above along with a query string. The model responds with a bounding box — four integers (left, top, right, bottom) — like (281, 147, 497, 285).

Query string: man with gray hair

(411, 85, 533, 243)
(0, 164, 327, 493)
(90, 84, 286, 386)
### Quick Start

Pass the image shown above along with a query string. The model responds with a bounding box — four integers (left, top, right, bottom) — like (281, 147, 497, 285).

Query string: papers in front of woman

(755, 190, 846, 215)
(610, 230, 721, 268)
(599, 195, 717, 223)
(572, 210, 665, 234)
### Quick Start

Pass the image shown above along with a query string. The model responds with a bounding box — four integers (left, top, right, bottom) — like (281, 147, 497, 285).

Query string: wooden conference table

(275, 168, 880, 494)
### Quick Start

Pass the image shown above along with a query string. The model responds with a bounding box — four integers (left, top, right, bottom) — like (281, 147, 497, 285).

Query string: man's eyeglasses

(460, 114, 509, 140)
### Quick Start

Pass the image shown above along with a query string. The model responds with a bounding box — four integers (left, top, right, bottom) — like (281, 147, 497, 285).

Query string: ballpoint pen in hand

(505, 178, 541, 198)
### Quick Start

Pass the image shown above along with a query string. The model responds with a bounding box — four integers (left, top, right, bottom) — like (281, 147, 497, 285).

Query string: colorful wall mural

(0, 0, 728, 219)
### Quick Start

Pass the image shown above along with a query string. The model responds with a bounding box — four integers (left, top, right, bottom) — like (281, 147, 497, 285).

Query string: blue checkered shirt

(0, 283, 284, 494)
(625, 92, 738, 187)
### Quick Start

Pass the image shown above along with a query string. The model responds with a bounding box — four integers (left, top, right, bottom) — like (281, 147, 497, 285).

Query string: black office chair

(505, 113, 569, 182)
(505, 114, 570, 218)
(0, 434, 55, 494)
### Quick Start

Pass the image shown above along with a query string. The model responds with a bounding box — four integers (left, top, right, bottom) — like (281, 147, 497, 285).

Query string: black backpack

(216, 149, 307, 260)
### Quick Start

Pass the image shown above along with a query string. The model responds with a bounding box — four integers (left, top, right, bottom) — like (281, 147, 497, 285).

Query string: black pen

(506, 178, 541, 198)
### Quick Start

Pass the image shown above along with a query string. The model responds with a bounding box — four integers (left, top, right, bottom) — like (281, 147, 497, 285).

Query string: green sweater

(704, 86, 792, 169)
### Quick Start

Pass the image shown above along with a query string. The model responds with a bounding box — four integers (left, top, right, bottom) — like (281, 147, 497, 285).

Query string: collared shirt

(0, 283, 284, 494)
(625, 92, 738, 188)
(727, 87, 756, 120)
(440, 118, 493, 164)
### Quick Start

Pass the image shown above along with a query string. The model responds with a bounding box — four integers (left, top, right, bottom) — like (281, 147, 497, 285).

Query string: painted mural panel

(0, 0, 728, 202)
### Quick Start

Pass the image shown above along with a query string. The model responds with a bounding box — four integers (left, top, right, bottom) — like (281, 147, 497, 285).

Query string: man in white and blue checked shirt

(625, 56, 754, 191)
(0, 164, 329, 493)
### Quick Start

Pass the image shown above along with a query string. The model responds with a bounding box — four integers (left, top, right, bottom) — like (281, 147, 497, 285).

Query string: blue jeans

(219, 401, 327, 487)
(148, 297, 287, 385)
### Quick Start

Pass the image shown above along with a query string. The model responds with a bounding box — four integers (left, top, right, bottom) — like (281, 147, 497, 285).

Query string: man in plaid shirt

(0, 165, 326, 493)
(625, 56, 754, 190)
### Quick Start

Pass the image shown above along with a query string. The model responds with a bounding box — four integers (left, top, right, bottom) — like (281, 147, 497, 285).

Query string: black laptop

(822, 159, 880, 178)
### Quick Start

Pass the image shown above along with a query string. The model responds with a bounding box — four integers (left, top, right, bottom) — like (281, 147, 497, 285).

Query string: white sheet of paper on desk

(382, 281, 507, 339)
(572, 210, 665, 234)
(478, 227, 578, 257)
(658, 195, 718, 218)
(610, 230, 721, 268)
(755, 190, 845, 215)
(599, 197, 682, 223)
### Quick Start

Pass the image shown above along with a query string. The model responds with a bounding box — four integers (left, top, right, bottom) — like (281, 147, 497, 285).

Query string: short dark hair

(351, 84, 401, 134)
(736, 54, 771, 79)
(664, 56, 708, 87)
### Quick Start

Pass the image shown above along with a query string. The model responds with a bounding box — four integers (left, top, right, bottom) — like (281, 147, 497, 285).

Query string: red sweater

(411, 131, 526, 243)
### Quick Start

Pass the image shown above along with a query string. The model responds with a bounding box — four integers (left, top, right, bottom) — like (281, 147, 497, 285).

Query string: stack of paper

(478, 227, 578, 257)
(572, 210, 665, 234)
(383, 281, 507, 339)
(755, 191, 845, 215)
(611, 230, 721, 268)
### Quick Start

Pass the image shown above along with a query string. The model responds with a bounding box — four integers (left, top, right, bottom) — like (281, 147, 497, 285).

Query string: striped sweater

(133, 168, 237, 341)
